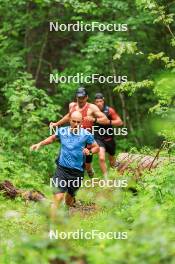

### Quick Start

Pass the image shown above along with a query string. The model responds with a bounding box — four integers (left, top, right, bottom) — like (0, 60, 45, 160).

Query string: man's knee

(54, 193, 64, 201)
(53, 193, 64, 204)
(52, 193, 64, 208)
(99, 155, 105, 163)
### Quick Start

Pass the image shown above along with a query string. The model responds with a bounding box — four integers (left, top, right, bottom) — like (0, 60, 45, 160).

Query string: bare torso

(69, 102, 97, 117)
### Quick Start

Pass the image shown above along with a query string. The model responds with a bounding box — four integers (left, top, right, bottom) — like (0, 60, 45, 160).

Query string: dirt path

(69, 201, 97, 216)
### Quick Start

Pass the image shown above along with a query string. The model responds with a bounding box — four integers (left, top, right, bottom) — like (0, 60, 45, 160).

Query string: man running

(94, 93, 123, 178)
(50, 87, 108, 177)
(30, 111, 99, 219)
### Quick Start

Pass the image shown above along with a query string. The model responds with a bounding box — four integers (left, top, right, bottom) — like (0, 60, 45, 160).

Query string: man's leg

(107, 139, 119, 169)
(85, 162, 93, 172)
(98, 147, 108, 178)
(85, 155, 94, 177)
(51, 193, 64, 220)
(108, 154, 120, 168)
(109, 154, 116, 167)
(65, 193, 75, 206)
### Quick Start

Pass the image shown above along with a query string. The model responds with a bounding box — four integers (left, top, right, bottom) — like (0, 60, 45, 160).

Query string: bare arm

(50, 113, 70, 127)
(83, 141, 100, 155)
(49, 103, 75, 127)
(85, 104, 109, 125)
(111, 117, 123, 126)
(108, 108, 123, 126)
(30, 135, 57, 151)
(90, 141, 100, 154)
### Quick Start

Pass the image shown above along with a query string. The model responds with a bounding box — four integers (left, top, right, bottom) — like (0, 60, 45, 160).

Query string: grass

(0, 151, 175, 264)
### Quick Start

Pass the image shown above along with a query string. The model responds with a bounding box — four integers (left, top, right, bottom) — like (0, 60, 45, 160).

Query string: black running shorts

(52, 165, 84, 197)
(95, 137, 116, 156)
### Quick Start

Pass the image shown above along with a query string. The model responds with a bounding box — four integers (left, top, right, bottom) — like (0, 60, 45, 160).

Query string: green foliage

(114, 80, 154, 95)
(0, 72, 60, 181)
(3, 72, 58, 129)
(0, 0, 175, 263)
(148, 52, 175, 69)
(136, 0, 174, 25)
(113, 41, 139, 60)
(153, 72, 175, 104)
(0, 161, 175, 264)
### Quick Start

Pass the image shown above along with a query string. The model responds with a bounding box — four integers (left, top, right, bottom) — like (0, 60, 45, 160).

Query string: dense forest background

(0, 0, 174, 147)
(0, 0, 175, 263)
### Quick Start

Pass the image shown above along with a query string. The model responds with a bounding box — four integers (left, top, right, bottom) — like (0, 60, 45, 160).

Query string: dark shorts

(52, 165, 84, 197)
(95, 137, 116, 156)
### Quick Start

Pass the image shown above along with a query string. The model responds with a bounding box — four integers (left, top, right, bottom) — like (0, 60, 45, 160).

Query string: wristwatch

(89, 150, 93, 156)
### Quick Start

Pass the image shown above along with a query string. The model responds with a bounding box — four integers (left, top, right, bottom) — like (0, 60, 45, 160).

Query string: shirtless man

(50, 87, 108, 177)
